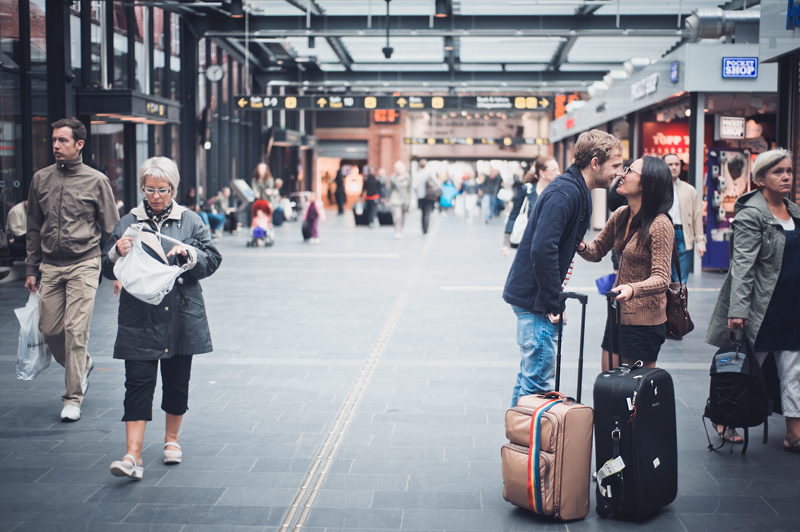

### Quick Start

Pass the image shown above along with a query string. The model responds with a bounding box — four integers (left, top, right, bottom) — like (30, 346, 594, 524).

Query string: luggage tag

(597, 456, 625, 497)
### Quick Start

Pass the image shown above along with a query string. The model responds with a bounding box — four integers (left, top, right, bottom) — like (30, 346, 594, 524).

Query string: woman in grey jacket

(706, 149, 800, 451)
(102, 157, 222, 479)
(387, 160, 413, 239)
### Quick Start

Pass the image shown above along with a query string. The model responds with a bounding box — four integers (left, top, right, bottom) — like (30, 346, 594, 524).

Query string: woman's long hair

(616, 156, 673, 248)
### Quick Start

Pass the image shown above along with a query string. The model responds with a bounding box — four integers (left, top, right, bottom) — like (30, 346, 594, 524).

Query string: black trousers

(419, 198, 435, 234)
(122, 356, 193, 422)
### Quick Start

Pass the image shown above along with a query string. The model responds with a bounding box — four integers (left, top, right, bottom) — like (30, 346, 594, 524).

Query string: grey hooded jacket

(705, 190, 800, 347)
(102, 202, 222, 360)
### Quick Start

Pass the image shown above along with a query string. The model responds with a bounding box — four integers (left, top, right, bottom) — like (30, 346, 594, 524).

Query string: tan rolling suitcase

(501, 292, 594, 521)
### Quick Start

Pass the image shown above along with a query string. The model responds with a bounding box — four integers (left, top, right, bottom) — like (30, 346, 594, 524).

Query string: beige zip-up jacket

(674, 179, 706, 251)
(26, 155, 119, 276)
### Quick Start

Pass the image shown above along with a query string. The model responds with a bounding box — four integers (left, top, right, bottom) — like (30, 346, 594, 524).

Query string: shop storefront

(761, 0, 800, 202)
(1, 0, 266, 222)
(550, 41, 778, 273)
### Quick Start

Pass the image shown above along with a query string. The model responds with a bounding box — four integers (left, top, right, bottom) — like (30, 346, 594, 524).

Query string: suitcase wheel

(596, 503, 611, 518)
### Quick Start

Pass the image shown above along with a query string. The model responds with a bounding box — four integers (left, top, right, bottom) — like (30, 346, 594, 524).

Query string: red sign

(641, 122, 690, 158)
(373, 109, 399, 123)
(565, 117, 575, 129)
(555, 92, 581, 119)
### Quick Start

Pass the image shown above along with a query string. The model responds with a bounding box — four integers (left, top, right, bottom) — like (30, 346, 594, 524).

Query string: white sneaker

(82, 360, 94, 395)
(394, 233, 403, 239)
(61, 405, 81, 422)
(310, 238, 320, 245)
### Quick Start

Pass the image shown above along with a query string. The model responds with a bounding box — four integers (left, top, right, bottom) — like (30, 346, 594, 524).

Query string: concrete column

(692, 92, 705, 276)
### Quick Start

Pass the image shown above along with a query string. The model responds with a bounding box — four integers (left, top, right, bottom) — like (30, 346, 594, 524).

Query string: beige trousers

(39, 257, 101, 407)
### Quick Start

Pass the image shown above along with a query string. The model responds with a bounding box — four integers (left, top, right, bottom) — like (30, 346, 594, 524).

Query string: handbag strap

(671, 238, 682, 283)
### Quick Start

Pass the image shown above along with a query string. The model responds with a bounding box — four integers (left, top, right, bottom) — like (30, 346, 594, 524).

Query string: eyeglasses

(143, 187, 172, 196)
(622, 166, 641, 177)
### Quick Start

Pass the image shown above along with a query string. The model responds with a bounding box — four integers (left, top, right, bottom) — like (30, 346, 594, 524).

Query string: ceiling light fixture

(444, 36, 454, 51)
(308, 36, 315, 48)
(229, 0, 243, 18)
(382, 0, 394, 59)
(435, 0, 450, 18)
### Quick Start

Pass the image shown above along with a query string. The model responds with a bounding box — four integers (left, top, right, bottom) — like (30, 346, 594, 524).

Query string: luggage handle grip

(559, 291, 588, 305)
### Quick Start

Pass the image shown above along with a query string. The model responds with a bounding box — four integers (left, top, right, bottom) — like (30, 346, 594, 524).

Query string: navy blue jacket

(503, 165, 592, 314)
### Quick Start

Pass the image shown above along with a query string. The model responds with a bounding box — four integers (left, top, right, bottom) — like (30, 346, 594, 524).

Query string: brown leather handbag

(665, 240, 694, 339)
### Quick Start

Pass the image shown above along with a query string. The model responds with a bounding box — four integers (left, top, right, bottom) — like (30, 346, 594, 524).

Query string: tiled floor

(1, 207, 798, 532)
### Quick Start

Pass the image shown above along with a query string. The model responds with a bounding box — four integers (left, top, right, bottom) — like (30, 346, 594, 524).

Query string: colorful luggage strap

(527, 396, 566, 514)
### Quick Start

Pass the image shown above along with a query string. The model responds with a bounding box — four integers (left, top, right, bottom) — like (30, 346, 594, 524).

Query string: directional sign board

(236, 95, 551, 112)
(404, 137, 549, 146)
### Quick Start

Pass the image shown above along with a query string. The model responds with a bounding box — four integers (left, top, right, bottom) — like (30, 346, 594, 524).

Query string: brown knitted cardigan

(579, 207, 674, 326)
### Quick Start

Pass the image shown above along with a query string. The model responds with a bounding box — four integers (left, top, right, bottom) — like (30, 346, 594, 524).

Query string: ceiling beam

(325, 37, 353, 70)
(266, 69, 606, 85)
(284, 0, 323, 16)
(546, 3, 603, 72)
(194, 14, 691, 38)
(720, 0, 761, 9)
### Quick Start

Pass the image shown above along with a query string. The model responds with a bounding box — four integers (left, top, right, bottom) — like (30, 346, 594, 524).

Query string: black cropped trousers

(122, 355, 193, 422)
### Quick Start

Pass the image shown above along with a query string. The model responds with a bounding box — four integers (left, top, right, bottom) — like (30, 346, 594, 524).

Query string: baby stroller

(247, 199, 275, 247)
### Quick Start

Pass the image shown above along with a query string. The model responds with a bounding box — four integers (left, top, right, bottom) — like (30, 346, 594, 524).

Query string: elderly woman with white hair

(101, 157, 222, 479)
(706, 149, 800, 452)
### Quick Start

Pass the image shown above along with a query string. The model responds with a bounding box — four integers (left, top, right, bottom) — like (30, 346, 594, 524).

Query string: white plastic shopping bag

(15, 293, 52, 380)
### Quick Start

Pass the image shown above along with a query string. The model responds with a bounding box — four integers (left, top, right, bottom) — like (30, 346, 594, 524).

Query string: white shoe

(110, 455, 143, 479)
(394, 233, 403, 239)
(310, 238, 320, 245)
(60, 405, 81, 422)
(164, 442, 183, 464)
(82, 360, 94, 395)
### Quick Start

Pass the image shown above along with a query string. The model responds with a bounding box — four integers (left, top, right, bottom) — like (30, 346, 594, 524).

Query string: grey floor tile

(303, 507, 403, 529)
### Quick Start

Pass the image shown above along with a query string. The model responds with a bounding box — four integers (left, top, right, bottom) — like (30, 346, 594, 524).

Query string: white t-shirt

(669, 183, 682, 225)
(774, 215, 796, 232)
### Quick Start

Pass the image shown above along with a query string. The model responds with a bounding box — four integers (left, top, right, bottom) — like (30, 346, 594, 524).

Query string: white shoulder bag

(509, 184, 532, 247)
(114, 223, 196, 305)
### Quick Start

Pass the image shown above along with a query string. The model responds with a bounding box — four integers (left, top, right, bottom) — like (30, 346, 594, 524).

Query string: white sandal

(110, 455, 143, 479)
(164, 442, 182, 464)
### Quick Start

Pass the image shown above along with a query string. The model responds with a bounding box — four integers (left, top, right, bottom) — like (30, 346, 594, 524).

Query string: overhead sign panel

(235, 95, 554, 112)
(404, 137, 549, 146)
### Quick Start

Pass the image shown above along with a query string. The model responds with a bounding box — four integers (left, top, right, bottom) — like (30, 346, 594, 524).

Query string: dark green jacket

(102, 202, 222, 360)
(705, 190, 800, 347)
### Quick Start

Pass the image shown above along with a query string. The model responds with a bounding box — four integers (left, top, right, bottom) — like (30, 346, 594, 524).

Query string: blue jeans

(197, 211, 210, 227)
(207, 212, 226, 232)
(482, 195, 497, 221)
(510, 306, 560, 407)
(671, 227, 692, 283)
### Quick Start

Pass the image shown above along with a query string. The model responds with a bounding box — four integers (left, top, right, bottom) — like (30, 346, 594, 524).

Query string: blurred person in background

(502, 157, 559, 257)
(387, 161, 413, 239)
(663, 153, 705, 283)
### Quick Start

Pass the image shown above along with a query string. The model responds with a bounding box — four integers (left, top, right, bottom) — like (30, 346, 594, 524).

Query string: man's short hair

(663, 153, 681, 162)
(572, 129, 623, 169)
(51, 118, 86, 143)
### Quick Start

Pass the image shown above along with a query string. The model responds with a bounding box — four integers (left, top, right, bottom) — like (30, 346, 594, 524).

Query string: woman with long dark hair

(578, 156, 675, 370)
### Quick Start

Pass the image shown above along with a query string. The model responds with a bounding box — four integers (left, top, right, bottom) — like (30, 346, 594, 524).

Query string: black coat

(101, 203, 222, 360)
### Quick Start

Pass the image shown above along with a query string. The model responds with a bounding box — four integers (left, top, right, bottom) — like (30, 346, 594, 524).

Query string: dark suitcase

(353, 204, 369, 226)
(593, 293, 678, 519)
(302, 220, 312, 241)
(377, 205, 393, 226)
(272, 207, 285, 226)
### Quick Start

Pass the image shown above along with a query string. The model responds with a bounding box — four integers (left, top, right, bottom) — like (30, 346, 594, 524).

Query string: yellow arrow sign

(238, 98, 248, 108)
(539, 98, 550, 108)
(316, 98, 327, 108)
(396, 98, 408, 108)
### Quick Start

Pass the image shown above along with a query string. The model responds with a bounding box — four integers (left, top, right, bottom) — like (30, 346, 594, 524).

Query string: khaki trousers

(39, 257, 101, 406)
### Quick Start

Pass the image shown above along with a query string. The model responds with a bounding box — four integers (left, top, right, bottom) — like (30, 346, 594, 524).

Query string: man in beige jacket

(664, 153, 706, 283)
(25, 118, 119, 422)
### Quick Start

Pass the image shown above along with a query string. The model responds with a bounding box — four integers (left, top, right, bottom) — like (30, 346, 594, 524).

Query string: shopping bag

(595, 273, 617, 295)
(15, 293, 52, 380)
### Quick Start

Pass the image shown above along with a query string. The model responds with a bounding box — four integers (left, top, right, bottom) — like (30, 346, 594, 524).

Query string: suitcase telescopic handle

(605, 292, 623, 369)
(555, 292, 588, 403)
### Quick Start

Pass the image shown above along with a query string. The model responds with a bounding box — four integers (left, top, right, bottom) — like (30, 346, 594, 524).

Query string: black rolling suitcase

(593, 293, 678, 519)
(353, 203, 369, 226)
(377, 204, 394, 226)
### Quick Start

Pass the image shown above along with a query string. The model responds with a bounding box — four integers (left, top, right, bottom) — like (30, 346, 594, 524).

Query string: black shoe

(0, 270, 10, 281)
